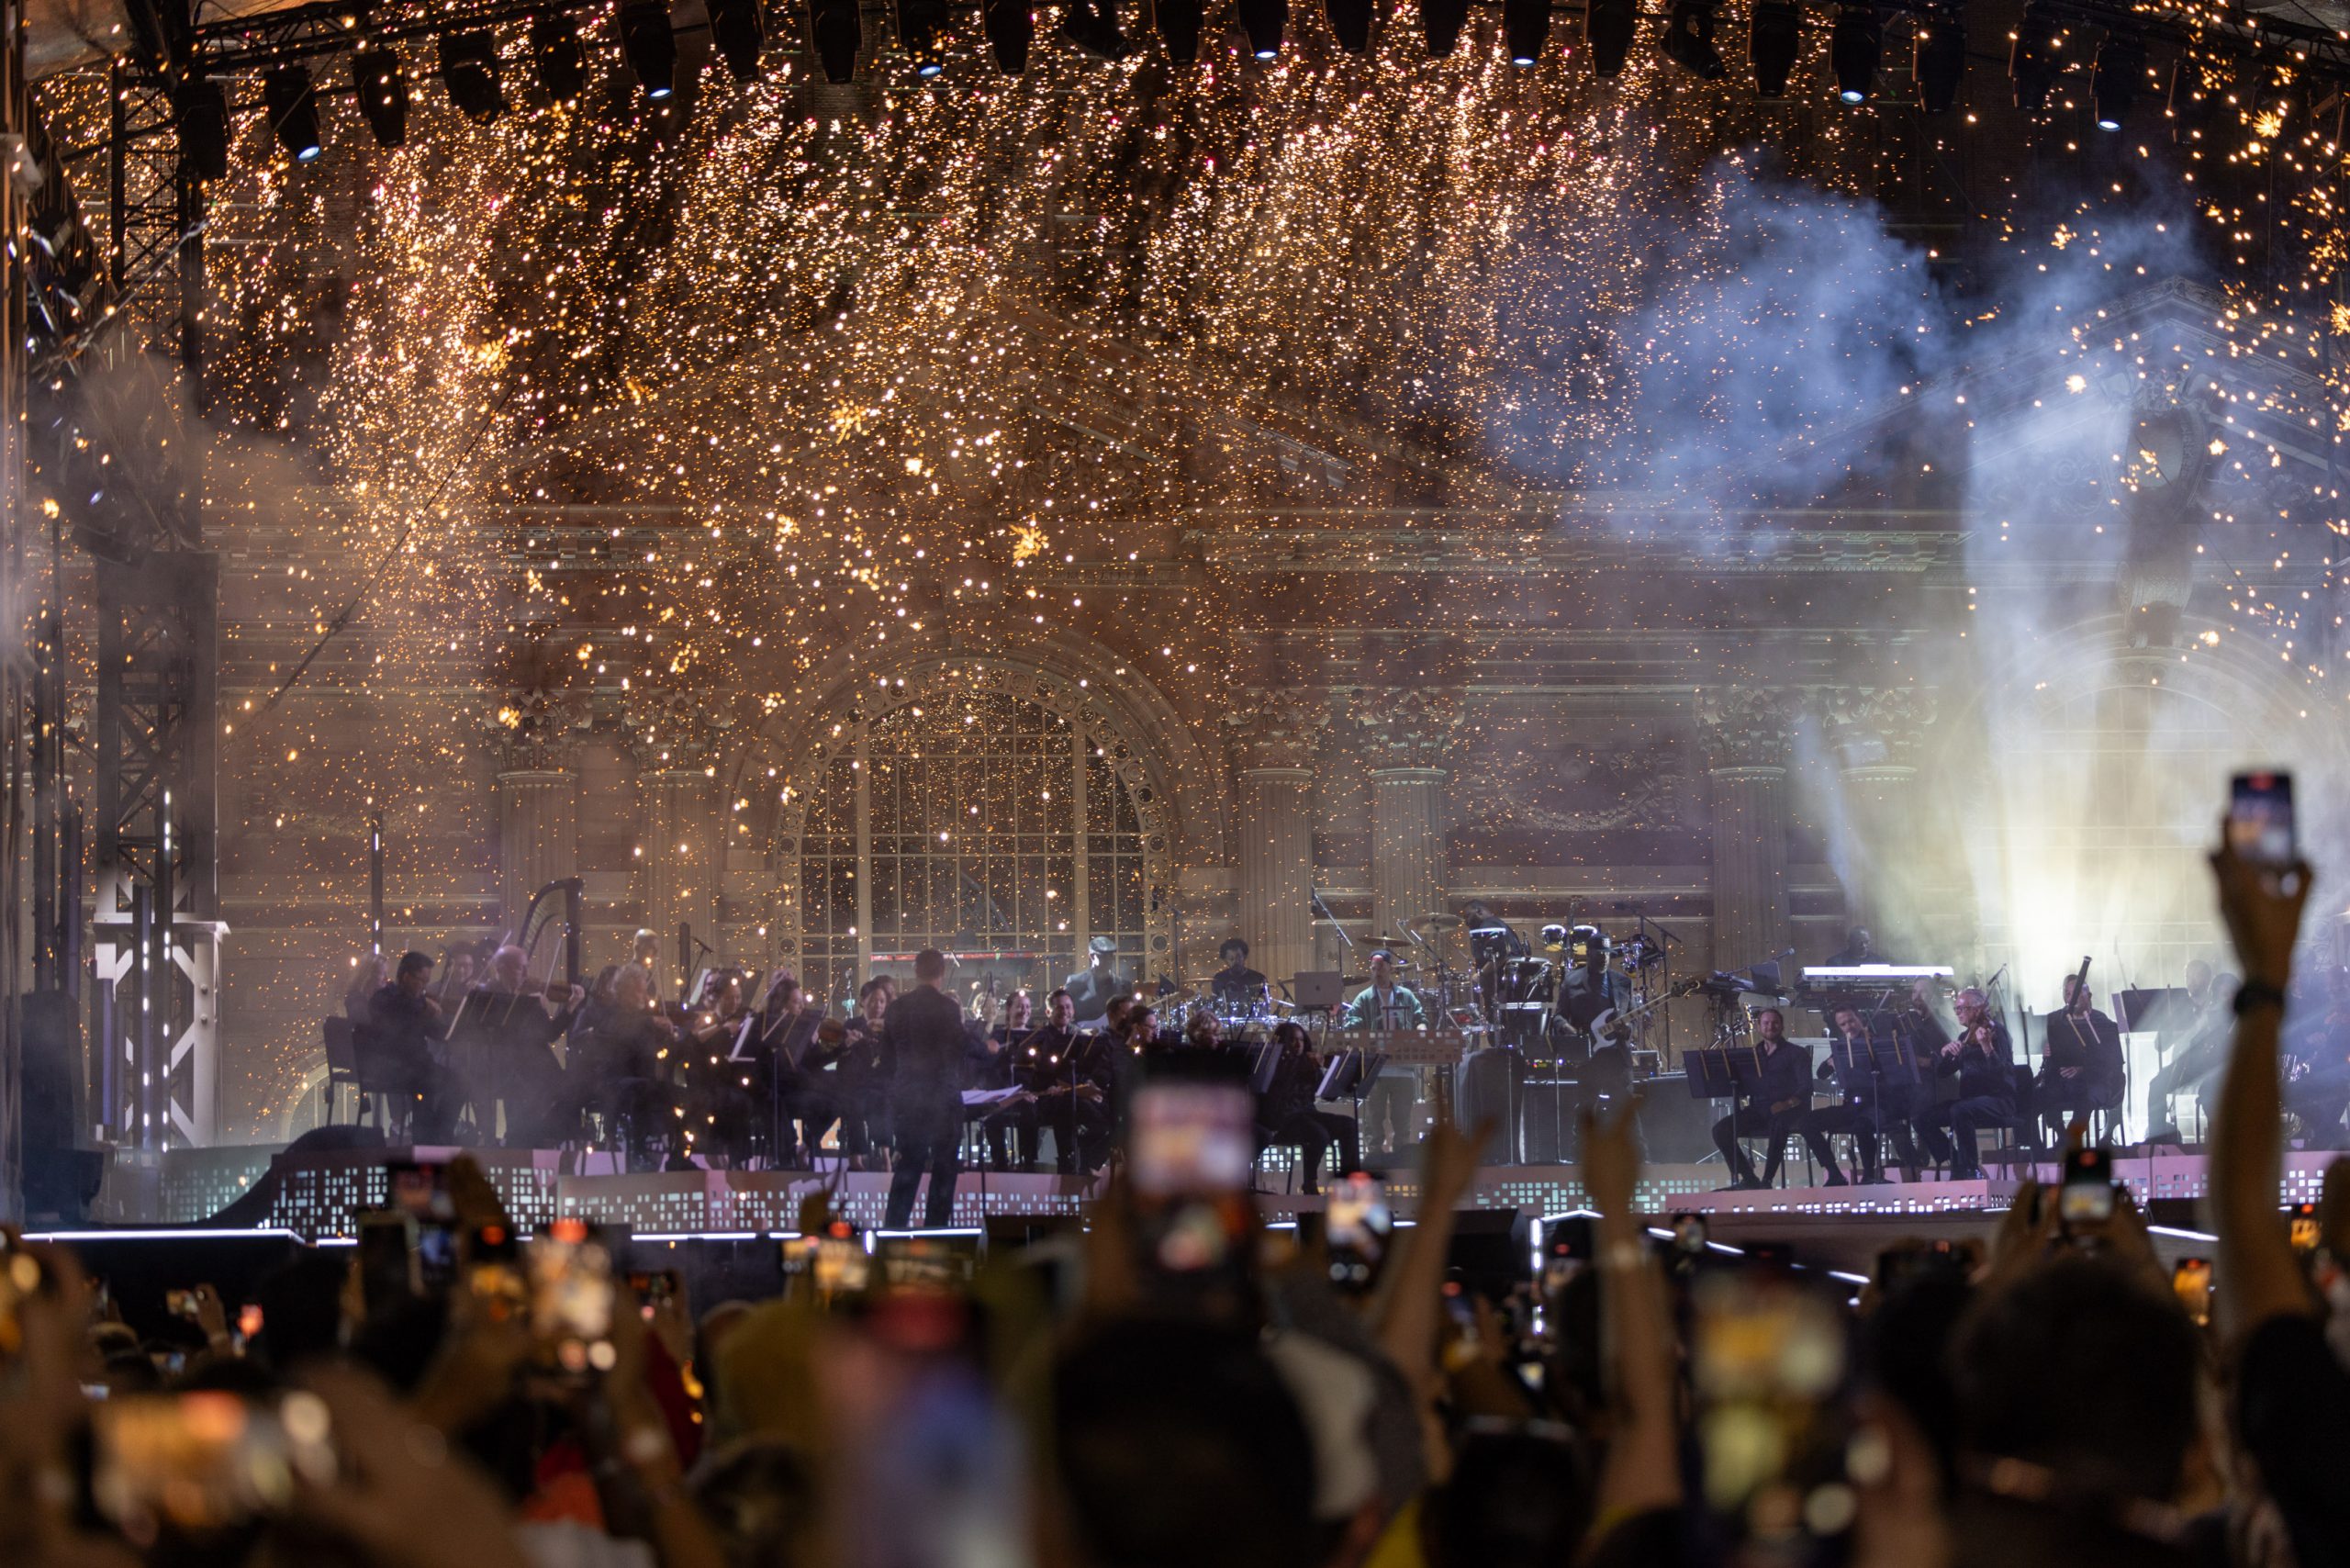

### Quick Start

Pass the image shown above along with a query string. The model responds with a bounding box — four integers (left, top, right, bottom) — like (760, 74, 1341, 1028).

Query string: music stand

(1683, 1047, 1761, 1172)
(1831, 1030, 1917, 1177)
(1317, 1047, 1385, 1150)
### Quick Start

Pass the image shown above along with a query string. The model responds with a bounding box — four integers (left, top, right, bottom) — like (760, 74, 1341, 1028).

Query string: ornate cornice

(1225, 688, 1330, 770)
(1824, 686, 1939, 770)
(1348, 687, 1468, 768)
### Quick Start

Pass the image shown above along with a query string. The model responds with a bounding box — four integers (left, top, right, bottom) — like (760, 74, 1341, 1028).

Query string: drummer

(1210, 937, 1270, 1011)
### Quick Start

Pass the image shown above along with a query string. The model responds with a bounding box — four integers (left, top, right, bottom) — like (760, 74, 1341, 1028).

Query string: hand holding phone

(2059, 1147, 2116, 1226)
(2227, 771, 2296, 868)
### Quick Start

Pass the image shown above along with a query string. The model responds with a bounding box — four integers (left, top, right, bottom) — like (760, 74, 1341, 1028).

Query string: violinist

(1919, 987, 2015, 1182)
(365, 951, 461, 1142)
(833, 976, 894, 1165)
(571, 963, 680, 1170)
(433, 946, 477, 1004)
(1256, 1022, 1359, 1195)
(345, 952, 388, 1024)
(461, 943, 585, 1148)
(968, 990, 1039, 1172)
(749, 973, 844, 1167)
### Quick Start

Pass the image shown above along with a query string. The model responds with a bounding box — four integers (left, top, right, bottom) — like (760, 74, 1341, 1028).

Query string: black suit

(880, 984, 969, 1227)
(1920, 1021, 2015, 1178)
(1800, 1030, 1919, 1182)
(365, 983, 459, 1140)
(2036, 1005, 2125, 1141)
(1063, 963, 1126, 1025)
(1712, 1040, 1811, 1185)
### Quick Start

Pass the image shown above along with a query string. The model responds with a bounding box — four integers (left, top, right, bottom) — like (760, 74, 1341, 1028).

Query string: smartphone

(383, 1159, 452, 1221)
(1690, 1268, 1853, 1543)
(2172, 1258, 2213, 1327)
(91, 1391, 335, 1533)
(466, 1223, 528, 1325)
(166, 1289, 203, 1322)
(2058, 1147, 2117, 1226)
(874, 1236, 979, 1294)
(1320, 1175, 1390, 1293)
(528, 1219, 616, 1375)
(625, 1268, 683, 1320)
(2289, 1202, 2321, 1254)
(416, 1218, 462, 1293)
(237, 1304, 263, 1342)
(2228, 771, 2296, 867)
(1129, 1081, 1257, 1199)
(356, 1212, 421, 1315)
(0, 1240, 47, 1361)
(1875, 1238, 1966, 1292)
(1541, 1215, 1595, 1294)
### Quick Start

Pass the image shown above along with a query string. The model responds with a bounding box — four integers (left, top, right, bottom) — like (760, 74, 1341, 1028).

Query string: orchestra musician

(1342, 950, 1426, 1159)
(1798, 1003, 1917, 1185)
(461, 943, 585, 1148)
(2145, 960, 2233, 1144)
(880, 948, 968, 1229)
(632, 928, 665, 1002)
(969, 990, 1039, 1172)
(572, 963, 679, 1170)
(2036, 974, 2125, 1144)
(2284, 968, 2350, 1148)
(1024, 987, 1111, 1174)
(748, 973, 844, 1167)
(1063, 935, 1127, 1025)
(345, 952, 388, 1023)
(1712, 1006, 1811, 1191)
(365, 951, 461, 1141)
(1255, 1021, 1360, 1194)
(1918, 987, 2015, 1182)
(835, 975, 896, 1163)
(1211, 938, 1269, 1009)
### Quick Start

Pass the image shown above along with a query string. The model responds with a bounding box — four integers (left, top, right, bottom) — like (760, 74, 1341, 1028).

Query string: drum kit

(1187, 908, 1686, 1065)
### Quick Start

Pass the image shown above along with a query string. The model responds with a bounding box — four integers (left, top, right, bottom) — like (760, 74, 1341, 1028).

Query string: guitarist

(2037, 965, 2125, 1144)
(1712, 1006, 1813, 1191)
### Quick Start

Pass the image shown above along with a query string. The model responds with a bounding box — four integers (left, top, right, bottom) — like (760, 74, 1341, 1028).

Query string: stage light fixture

(1059, 0, 1136, 59)
(1155, 0, 1203, 61)
(811, 0, 864, 78)
(352, 47, 408, 147)
(619, 1, 678, 98)
(1912, 9, 1964, 114)
(531, 13, 588, 102)
(1830, 5, 1878, 103)
(439, 30, 503, 122)
(1420, 0, 1470, 57)
(708, 0, 767, 80)
(1238, 0, 1286, 59)
(2091, 33, 2143, 130)
(1661, 0, 1721, 78)
(985, 0, 1035, 70)
(263, 64, 323, 162)
(1503, 0, 1550, 67)
(2009, 7, 2058, 113)
(1326, 0, 1371, 55)
(1749, 0, 1799, 97)
(896, 0, 949, 77)
(1585, 0, 1636, 78)
(173, 76, 232, 181)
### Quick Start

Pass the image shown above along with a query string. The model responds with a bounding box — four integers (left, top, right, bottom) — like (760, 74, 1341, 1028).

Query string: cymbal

(1408, 913, 1464, 933)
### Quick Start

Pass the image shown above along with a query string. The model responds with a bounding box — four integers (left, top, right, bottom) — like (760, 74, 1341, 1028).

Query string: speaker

(1454, 1048, 1527, 1163)
(20, 991, 100, 1222)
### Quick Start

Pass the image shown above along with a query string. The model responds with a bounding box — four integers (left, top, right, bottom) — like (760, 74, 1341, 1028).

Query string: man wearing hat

(1211, 937, 1269, 1008)
(1342, 950, 1427, 1159)
(1063, 935, 1129, 1025)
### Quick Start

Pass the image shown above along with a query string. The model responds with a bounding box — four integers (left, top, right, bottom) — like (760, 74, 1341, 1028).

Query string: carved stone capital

(1225, 688, 1330, 771)
(487, 686, 588, 771)
(1824, 686, 1940, 770)
(618, 685, 733, 770)
(1698, 686, 1797, 770)
(1348, 687, 1466, 768)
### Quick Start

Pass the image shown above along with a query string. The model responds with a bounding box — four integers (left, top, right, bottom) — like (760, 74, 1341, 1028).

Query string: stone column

(1830, 688, 1938, 953)
(496, 769, 578, 934)
(1226, 691, 1328, 987)
(638, 767, 719, 970)
(1353, 689, 1466, 944)
(1701, 688, 1796, 971)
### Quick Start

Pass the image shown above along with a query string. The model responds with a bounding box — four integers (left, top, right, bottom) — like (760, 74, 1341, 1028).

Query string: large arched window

(795, 690, 1152, 1007)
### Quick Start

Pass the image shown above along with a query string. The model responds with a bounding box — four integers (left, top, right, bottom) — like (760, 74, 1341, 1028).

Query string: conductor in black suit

(882, 948, 968, 1228)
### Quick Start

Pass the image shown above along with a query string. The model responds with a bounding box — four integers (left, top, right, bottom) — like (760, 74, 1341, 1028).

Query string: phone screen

(356, 1213, 420, 1314)
(1690, 1270, 1852, 1544)
(1130, 1082, 1255, 1198)
(2228, 771, 2296, 866)
(467, 1224, 526, 1324)
(1325, 1174, 1392, 1291)
(2171, 1258, 2213, 1326)
(2288, 1203, 2321, 1254)
(2059, 1148, 2116, 1225)
(384, 1160, 451, 1221)
(92, 1392, 335, 1533)
(529, 1220, 615, 1374)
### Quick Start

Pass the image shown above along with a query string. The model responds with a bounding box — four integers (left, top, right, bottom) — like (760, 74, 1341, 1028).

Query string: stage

(47, 1140, 2340, 1283)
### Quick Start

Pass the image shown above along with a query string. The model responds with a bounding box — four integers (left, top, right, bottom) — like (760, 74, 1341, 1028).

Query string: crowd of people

(3, 831, 2344, 1568)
